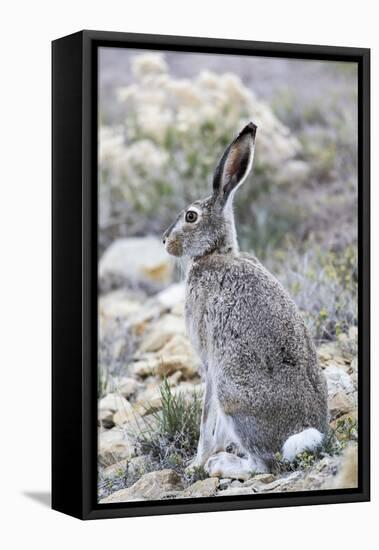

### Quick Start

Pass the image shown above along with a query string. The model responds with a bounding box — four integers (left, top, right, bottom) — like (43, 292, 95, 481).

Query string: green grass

(133, 378, 203, 475)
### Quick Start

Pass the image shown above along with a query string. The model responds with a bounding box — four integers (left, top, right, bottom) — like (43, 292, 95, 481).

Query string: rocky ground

(98, 237, 358, 503)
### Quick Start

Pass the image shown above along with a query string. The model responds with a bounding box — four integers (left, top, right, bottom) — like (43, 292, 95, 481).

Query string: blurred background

(98, 48, 358, 344)
(97, 47, 359, 502)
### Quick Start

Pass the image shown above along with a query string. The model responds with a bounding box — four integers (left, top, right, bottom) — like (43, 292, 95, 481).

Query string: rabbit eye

(185, 210, 198, 223)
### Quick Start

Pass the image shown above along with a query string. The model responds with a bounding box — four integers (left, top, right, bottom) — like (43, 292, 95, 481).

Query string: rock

(132, 355, 192, 379)
(99, 288, 151, 340)
(167, 371, 183, 386)
(113, 406, 140, 426)
(223, 472, 300, 495)
(333, 355, 350, 366)
(111, 391, 152, 424)
(99, 289, 142, 322)
(139, 314, 185, 352)
(258, 471, 302, 493)
(230, 479, 243, 487)
(99, 469, 183, 503)
(219, 460, 345, 496)
(133, 384, 163, 412)
(133, 334, 200, 379)
(115, 376, 141, 398)
(180, 477, 219, 498)
(99, 393, 132, 413)
(159, 333, 192, 356)
(98, 429, 136, 466)
(155, 283, 185, 309)
(171, 301, 185, 317)
(132, 343, 200, 381)
(219, 478, 232, 490)
(178, 449, 358, 498)
(135, 382, 203, 414)
(131, 355, 159, 378)
(327, 444, 358, 489)
(328, 391, 355, 419)
(99, 237, 173, 293)
(317, 342, 340, 364)
(98, 408, 115, 429)
(218, 485, 258, 496)
(324, 365, 355, 397)
(158, 334, 200, 377)
(321, 358, 351, 374)
(298, 456, 341, 491)
(155, 355, 198, 379)
(251, 473, 276, 484)
(126, 304, 162, 337)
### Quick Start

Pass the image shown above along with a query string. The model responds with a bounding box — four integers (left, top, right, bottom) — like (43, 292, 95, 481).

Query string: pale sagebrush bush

(99, 53, 306, 247)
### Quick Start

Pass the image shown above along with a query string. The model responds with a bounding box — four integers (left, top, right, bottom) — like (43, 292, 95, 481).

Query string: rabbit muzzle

(164, 235, 183, 257)
(162, 215, 184, 257)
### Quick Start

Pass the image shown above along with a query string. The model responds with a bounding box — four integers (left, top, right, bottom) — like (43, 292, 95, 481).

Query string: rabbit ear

(213, 122, 257, 206)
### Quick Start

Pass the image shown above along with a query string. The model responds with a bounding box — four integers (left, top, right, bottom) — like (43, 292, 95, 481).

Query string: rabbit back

(185, 251, 328, 455)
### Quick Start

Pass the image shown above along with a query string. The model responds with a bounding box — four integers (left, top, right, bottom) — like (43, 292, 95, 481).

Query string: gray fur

(163, 123, 328, 473)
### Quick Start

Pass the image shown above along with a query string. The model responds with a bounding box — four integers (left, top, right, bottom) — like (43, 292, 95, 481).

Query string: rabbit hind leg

(205, 451, 268, 479)
(212, 403, 238, 453)
(205, 411, 269, 478)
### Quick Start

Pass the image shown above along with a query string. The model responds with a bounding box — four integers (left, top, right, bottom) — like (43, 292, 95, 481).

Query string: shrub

(133, 378, 202, 474)
(267, 243, 358, 342)
(99, 53, 306, 246)
(334, 416, 358, 442)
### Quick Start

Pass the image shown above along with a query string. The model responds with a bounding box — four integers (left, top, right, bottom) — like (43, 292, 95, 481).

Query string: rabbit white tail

(282, 428, 324, 462)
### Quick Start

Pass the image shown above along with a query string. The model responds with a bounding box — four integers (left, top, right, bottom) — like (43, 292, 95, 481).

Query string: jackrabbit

(163, 123, 328, 477)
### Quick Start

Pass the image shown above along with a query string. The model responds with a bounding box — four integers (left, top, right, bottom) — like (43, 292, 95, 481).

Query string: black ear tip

(238, 122, 257, 141)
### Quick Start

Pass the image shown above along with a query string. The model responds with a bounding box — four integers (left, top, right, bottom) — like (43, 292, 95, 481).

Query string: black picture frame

(52, 30, 370, 520)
